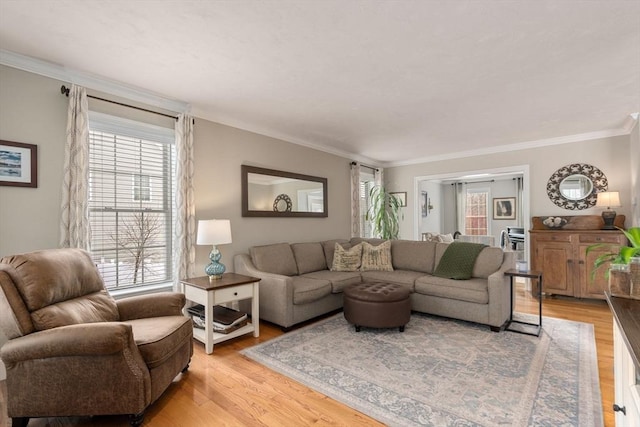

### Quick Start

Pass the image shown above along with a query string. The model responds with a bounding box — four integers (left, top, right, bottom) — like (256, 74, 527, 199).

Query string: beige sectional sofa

(234, 238, 515, 331)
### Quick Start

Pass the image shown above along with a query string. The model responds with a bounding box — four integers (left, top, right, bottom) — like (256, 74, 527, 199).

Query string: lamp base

(204, 245, 226, 280)
(601, 209, 617, 230)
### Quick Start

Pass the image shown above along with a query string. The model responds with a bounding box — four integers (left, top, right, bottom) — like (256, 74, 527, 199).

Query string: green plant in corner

(586, 226, 640, 279)
(366, 185, 403, 239)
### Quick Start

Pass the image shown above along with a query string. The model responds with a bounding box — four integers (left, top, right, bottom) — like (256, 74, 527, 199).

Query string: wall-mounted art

(493, 197, 516, 220)
(0, 140, 38, 188)
(390, 191, 407, 207)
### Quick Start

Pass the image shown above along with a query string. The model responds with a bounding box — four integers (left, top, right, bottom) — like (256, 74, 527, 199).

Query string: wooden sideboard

(530, 229, 627, 299)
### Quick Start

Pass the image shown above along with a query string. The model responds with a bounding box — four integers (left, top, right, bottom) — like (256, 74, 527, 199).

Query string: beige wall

(630, 118, 639, 227)
(0, 65, 68, 256)
(192, 120, 351, 274)
(385, 136, 633, 240)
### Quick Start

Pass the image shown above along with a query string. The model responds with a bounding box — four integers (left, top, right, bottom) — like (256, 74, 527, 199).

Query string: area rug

(242, 313, 603, 426)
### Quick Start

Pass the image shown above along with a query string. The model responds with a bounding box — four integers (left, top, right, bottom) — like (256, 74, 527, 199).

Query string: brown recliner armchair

(0, 248, 193, 427)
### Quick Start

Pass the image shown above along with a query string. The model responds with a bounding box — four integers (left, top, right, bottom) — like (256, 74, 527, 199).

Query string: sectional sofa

(234, 238, 516, 331)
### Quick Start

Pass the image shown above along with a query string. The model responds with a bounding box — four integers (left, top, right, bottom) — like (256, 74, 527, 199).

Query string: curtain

(374, 167, 383, 187)
(60, 84, 91, 250)
(516, 177, 524, 227)
(454, 182, 466, 233)
(173, 114, 196, 291)
(350, 162, 361, 238)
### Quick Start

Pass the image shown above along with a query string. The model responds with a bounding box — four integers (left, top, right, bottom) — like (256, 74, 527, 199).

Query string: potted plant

(587, 227, 640, 295)
(366, 185, 403, 239)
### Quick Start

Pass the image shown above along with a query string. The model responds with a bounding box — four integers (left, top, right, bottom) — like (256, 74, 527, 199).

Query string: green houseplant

(587, 226, 640, 279)
(366, 185, 403, 239)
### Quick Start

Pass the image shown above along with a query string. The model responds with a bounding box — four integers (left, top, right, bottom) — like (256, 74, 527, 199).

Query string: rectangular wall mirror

(241, 165, 328, 217)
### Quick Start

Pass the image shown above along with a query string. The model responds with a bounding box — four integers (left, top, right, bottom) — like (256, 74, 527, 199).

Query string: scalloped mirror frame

(546, 163, 608, 210)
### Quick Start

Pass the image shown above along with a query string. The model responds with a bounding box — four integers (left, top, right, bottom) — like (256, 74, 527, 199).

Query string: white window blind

(88, 112, 175, 290)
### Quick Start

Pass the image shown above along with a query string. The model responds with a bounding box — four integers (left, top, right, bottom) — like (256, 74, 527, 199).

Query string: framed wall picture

(390, 191, 407, 207)
(0, 140, 38, 188)
(493, 197, 516, 220)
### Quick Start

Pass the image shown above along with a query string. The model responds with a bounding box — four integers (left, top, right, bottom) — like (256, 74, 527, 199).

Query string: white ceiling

(1, 1, 638, 165)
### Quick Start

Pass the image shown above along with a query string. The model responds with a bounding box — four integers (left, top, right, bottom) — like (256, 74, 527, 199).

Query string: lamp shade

(196, 219, 232, 245)
(595, 191, 621, 208)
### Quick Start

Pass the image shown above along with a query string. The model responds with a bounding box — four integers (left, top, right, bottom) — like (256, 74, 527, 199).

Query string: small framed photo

(0, 140, 38, 188)
(493, 197, 516, 220)
(390, 191, 407, 207)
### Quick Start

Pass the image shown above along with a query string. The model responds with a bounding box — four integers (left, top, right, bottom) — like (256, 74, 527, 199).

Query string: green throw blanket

(433, 241, 487, 280)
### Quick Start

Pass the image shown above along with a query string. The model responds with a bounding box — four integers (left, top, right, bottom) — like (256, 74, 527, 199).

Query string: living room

(1, 1, 639, 426)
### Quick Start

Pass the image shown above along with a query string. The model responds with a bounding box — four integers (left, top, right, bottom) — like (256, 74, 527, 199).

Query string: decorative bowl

(542, 216, 568, 229)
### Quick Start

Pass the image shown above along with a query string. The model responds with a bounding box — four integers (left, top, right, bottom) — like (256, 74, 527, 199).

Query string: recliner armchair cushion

(31, 290, 119, 331)
(1, 248, 105, 312)
(124, 316, 193, 369)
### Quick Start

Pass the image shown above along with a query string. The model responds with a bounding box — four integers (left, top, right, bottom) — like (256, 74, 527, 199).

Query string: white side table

(181, 273, 260, 354)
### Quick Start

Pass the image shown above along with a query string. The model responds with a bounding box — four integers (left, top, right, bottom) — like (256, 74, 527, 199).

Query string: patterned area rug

(242, 313, 603, 426)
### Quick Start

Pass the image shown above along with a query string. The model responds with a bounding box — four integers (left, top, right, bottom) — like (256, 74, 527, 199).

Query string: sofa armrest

(117, 291, 185, 320)
(1, 322, 137, 363)
(234, 253, 294, 327)
(486, 250, 516, 327)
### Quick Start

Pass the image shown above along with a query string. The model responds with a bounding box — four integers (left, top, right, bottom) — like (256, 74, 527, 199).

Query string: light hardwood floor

(1, 284, 614, 426)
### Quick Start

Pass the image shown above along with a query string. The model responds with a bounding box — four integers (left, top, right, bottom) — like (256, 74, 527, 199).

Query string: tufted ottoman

(343, 283, 411, 332)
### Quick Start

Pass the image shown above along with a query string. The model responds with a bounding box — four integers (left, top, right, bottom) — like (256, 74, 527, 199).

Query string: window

(465, 188, 489, 235)
(359, 169, 376, 238)
(88, 113, 175, 290)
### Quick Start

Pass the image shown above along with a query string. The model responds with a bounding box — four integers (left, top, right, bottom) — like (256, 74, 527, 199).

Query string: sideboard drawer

(579, 234, 624, 244)
(532, 233, 573, 243)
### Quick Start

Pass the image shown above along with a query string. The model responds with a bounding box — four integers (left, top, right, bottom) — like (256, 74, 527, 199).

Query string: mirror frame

(241, 165, 328, 217)
(546, 163, 608, 210)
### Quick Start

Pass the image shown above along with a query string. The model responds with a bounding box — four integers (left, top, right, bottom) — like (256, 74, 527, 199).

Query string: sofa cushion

(361, 241, 393, 271)
(414, 276, 489, 304)
(302, 270, 362, 293)
(350, 237, 387, 246)
(391, 240, 437, 274)
(291, 242, 327, 274)
(472, 247, 504, 279)
(360, 270, 421, 290)
(322, 239, 351, 267)
(125, 315, 193, 369)
(250, 243, 298, 276)
(291, 277, 332, 304)
(30, 290, 120, 331)
(331, 243, 363, 272)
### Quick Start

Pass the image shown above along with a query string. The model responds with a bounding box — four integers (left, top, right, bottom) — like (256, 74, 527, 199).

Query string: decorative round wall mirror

(273, 194, 293, 212)
(547, 163, 607, 210)
(559, 174, 593, 200)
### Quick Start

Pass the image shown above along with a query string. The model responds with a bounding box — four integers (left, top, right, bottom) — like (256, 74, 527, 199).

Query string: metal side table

(504, 269, 543, 337)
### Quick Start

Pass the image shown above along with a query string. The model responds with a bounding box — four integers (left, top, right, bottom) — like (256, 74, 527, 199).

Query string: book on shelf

(187, 304, 248, 333)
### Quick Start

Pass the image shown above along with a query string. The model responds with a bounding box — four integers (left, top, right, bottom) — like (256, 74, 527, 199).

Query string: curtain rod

(450, 179, 496, 185)
(350, 161, 379, 172)
(61, 85, 178, 121)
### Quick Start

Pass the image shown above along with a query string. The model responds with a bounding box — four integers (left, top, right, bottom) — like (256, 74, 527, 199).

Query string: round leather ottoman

(343, 283, 411, 332)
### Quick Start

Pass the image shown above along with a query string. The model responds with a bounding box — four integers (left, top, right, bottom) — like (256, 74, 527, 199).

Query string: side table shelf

(504, 269, 543, 337)
(181, 273, 260, 354)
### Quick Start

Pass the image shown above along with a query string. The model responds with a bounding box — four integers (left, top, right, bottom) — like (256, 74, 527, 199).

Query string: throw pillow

(360, 240, 394, 271)
(331, 243, 363, 272)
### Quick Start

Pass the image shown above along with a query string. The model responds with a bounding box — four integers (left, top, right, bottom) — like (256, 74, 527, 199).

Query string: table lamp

(196, 219, 232, 280)
(595, 191, 621, 230)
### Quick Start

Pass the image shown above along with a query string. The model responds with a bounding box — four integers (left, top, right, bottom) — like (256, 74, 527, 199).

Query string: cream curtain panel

(173, 114, 196, 290)
(60, 84, 91, 250)
(350, 162, 361, 238)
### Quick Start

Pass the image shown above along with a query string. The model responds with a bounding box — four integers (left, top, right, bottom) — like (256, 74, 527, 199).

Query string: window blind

(88, 113, 175, 290)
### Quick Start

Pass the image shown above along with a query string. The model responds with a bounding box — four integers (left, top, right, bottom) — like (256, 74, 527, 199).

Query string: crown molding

(0, 49, 189, 113)
(385, 125, 634, 168)
(190, 105, 382, 167)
